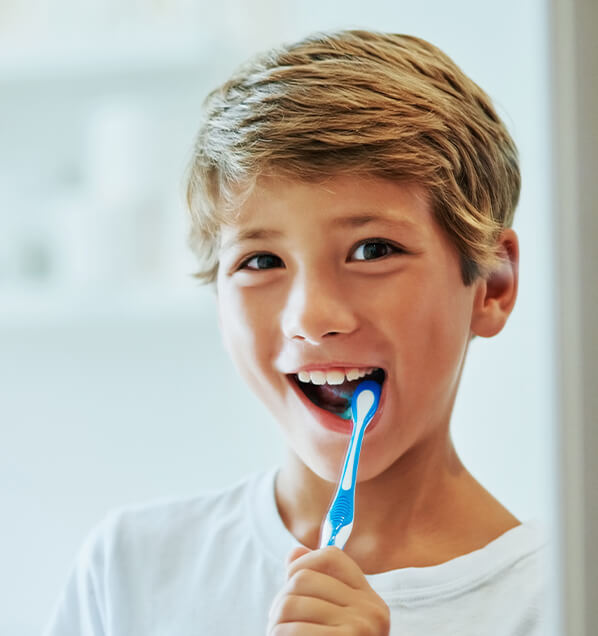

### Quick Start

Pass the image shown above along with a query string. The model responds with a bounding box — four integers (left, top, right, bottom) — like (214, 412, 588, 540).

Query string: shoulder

(44, 470, 281, 634)
(493, 519, 549, 581)
(499, 520, 550, 602)
(474, 521, 550, 634)
(457, 519, 549, 599)
(373, 521, 550, 634)
(82, 470, 274, 571)
(457, 520, 550, 632)
(371, 519, 548, 606)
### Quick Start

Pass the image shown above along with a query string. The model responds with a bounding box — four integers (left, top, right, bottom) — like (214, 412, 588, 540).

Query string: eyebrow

(334, 213, 420, 232)
(221, 228, 284, 251)
(221, 213, 420, 250)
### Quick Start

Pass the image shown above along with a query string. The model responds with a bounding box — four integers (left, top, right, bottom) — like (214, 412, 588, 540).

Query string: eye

(239, 253, 285, 271)
(349, 240, 403, 261)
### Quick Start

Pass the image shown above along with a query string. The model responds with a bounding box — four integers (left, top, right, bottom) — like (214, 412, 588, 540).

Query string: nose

(281, 270, 359, 344)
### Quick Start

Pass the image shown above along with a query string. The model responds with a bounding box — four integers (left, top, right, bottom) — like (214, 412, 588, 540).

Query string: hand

(267, 545, 390, 635)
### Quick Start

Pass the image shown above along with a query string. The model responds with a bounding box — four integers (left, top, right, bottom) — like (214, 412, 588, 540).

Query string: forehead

(220, 175, 436, 245)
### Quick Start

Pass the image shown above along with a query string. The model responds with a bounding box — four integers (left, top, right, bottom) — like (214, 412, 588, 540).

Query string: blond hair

(186, 30, 520, 284)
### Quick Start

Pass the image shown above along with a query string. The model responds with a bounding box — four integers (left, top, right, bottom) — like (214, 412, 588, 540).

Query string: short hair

(185, 29, 520, 285)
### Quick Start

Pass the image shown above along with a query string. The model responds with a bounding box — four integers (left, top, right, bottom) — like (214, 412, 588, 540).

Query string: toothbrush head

(351, 380, 381, 430)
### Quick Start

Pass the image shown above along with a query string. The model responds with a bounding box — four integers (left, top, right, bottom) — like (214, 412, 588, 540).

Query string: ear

(470, 228, 519, 338)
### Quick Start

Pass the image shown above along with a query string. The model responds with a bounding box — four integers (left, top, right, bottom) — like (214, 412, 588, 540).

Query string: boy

(45, 30, 546, 635)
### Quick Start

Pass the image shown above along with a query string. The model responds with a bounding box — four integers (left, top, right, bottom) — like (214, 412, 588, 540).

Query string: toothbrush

(319, 380, 381, 550)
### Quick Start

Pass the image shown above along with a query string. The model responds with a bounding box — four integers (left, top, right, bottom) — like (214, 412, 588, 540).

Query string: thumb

(286, 545, 311, 568)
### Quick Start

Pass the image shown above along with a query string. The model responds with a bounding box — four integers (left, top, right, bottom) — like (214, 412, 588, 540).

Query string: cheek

(217, 286, 278, 372)
(387, 277, 472, 387)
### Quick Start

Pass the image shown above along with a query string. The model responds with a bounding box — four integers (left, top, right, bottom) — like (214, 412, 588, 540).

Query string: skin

(216, 175, 521, 635)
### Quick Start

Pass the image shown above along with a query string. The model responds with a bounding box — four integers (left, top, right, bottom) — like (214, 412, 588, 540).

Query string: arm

(42, 516, 113, 636)
(42, 560, 105, 636)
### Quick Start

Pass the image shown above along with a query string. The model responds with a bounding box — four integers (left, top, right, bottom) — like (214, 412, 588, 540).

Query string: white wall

(0, 1, 556, 634)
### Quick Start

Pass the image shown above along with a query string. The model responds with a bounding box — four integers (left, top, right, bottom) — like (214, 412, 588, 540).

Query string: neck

(274, 429, 519, 573)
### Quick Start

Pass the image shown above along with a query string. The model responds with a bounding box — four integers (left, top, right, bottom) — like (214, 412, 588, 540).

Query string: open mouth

(291, 367, 386, 420)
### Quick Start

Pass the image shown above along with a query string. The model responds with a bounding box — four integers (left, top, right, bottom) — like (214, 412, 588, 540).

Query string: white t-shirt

(44, 469, 548, 635)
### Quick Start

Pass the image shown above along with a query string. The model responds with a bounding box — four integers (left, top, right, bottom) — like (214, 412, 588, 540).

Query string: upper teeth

(297, 367, 377, 385)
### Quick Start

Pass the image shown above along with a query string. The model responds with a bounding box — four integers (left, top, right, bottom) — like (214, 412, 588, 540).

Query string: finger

(281, 566, 357, 607)
(286, 545, 311, 567)
(267, 624, 337, 636)
(267, 594, 342, 632)
(273, 568, 389, 632)
(286, 546, 372, 592)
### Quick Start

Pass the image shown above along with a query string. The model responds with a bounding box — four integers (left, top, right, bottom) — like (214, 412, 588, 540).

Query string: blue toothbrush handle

(319, 380, 379, 549)
(320, 428, 365, 548)
(320, 483, 357, 549)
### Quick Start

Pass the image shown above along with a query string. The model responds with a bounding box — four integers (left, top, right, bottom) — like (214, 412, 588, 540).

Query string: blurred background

(0, 1, 560, 634)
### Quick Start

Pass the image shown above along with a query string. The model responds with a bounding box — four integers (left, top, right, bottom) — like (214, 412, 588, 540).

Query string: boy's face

(216, 175, 482, 483)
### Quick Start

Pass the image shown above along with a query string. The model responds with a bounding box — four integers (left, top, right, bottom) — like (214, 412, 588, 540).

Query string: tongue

(311, 379, 359, 413)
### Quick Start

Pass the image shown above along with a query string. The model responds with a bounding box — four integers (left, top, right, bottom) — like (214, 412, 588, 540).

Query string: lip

(286, 372, 386, 435)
